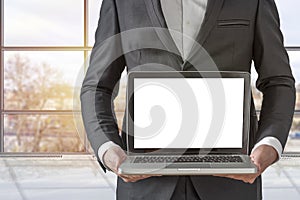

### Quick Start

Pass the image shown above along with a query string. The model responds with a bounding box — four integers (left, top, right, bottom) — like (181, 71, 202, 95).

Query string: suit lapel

(143, 0, 182, 62)
(197, 0, 225, 45)
(149, 0, 167, 29)
(183, 0, 224, 69)
(143, 0, 224, 69)
(144, 0, 224, 46)
(143, 0, 166, 28)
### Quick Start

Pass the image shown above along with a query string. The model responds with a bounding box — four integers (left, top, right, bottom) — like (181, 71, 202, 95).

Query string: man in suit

(81, 0, 295, 199)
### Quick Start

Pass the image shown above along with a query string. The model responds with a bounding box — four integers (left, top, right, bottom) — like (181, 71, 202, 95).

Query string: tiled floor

(0, 155, 299, 200)
(262, 157, 300, 199)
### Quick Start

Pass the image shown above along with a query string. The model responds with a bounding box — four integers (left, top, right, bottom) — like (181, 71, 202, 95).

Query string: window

(0, 0, 102, 153)
(275, 0, 300, 46)
(0, 0, 299, 153)
(4, 0, 84, 46)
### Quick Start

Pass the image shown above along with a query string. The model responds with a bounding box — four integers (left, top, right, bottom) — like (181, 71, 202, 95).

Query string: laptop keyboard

(134, 155, 243, 163)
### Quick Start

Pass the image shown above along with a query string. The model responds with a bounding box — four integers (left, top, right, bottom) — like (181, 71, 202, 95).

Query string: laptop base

(118, 155, 257, 175)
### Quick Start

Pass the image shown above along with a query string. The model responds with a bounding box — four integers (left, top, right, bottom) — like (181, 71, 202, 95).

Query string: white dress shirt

(161, 0, 207, 60)
(97, 0, 283, 166)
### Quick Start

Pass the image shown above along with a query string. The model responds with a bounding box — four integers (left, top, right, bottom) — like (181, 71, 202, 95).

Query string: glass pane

(289, 51, 300, 110)
(275, 0, 300, 46)
(4, 51, 84, 110)
(252, 51, 300, 111)
(4, 0, 84, 46)
(285, 114, 300, 152)
(4, 114, 85, 153)
(251, 63, 263, 111)
(88, 0, 103, 46)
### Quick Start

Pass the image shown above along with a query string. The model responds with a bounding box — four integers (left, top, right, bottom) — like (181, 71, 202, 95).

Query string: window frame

(0, 0, 92, 154)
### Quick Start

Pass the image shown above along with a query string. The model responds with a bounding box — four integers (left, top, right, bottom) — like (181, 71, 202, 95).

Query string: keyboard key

(133, 155, 243, 163)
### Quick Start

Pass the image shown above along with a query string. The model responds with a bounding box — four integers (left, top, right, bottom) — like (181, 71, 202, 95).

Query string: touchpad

(165, 164, 211, 168)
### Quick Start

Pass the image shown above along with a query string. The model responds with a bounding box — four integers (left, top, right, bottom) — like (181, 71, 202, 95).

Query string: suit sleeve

(80, 0, 126, 171)
(253, 0, 296, 149)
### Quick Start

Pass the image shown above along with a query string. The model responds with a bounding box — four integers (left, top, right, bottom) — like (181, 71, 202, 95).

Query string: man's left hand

(214, 144, 278, 184)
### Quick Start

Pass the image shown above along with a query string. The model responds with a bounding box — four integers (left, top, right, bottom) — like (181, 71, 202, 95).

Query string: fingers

(250, 145, 278, 174)
(118, 173, 163, 182)
(212, 146, 279, 184)
(118, 174, 152, 183)
(213, 174, 258, 184)
(102, 146, 158, 183)
(103, 146, 127, 172)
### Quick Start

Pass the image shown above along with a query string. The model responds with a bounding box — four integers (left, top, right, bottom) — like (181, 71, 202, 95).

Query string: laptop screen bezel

(126, 71, 251, 155)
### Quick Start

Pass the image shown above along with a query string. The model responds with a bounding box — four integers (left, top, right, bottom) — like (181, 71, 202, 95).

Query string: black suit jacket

(81, 0, 295, 199)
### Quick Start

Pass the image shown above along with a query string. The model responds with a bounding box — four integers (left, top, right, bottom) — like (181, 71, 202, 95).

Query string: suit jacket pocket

(217, 19, 250, 28)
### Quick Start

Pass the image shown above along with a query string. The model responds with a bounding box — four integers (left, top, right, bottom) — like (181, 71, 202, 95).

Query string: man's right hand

(103, 145, 152, 182)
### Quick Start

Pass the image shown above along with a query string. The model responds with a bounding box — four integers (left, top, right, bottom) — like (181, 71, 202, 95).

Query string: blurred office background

(0, 0, 300, 199)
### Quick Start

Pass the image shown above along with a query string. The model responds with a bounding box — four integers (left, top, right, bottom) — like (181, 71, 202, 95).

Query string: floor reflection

(0, 155, 299, 200)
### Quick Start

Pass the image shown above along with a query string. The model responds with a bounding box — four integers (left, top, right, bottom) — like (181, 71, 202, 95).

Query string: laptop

(119, 71, 257, 175)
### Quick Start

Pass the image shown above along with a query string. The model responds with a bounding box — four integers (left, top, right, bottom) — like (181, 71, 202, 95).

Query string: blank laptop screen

(133, 78, 244, 149)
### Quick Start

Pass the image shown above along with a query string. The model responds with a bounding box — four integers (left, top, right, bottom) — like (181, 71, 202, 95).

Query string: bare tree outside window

(4, 54, 84, 152)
